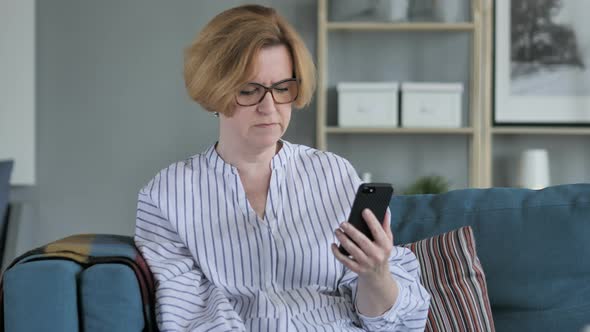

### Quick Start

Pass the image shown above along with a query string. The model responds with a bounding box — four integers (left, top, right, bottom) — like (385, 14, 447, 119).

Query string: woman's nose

(257, 90, 277, 114)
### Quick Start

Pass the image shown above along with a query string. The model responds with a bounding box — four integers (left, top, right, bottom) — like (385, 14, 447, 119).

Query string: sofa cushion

(390, 184, 590, 332)
(402, 226, 494, 332)
(80, 263, 144, 332)
(3, 260, 82, 332)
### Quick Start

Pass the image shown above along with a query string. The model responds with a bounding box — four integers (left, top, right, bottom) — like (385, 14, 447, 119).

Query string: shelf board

(326, 127, 474, 135)
(326, 21, 475, 31)
(492, 127, 590, 135)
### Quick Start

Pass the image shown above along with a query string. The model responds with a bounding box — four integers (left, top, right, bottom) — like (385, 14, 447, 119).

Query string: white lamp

(518, 149, 550, 190)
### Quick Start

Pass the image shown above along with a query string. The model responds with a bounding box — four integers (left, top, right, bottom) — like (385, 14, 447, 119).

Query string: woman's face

(220, 45, 294, 150)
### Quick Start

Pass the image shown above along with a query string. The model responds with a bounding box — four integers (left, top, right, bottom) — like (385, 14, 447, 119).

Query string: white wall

(30, 0, 316, 247)
(0, 0, 36, 185)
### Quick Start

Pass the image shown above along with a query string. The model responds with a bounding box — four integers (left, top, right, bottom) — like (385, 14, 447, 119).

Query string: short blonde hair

(183, 5, 316, 116)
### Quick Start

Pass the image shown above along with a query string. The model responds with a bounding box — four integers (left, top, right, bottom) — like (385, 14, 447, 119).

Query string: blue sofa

(2, 184, 589, 331)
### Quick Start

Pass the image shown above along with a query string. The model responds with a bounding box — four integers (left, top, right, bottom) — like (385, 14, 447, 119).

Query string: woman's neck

(216, 139, 280, 175)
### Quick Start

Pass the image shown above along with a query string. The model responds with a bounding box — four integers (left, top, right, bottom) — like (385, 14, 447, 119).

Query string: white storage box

(337, 82, 399, 127)
(401, 82, 464, 128)
(329, 0, 409, 22)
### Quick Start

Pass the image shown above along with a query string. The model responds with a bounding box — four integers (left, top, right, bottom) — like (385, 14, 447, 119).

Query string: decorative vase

(518, 149, 550, 190)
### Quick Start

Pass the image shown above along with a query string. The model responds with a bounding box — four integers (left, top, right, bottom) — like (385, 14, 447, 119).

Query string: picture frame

(494, 0, 590, 126)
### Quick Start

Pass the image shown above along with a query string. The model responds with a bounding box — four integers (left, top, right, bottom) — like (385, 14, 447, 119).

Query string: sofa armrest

(2, 234, 156, 332)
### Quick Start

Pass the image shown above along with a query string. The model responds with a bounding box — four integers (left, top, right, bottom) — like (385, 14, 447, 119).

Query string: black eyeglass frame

(235, 78, 300, 107)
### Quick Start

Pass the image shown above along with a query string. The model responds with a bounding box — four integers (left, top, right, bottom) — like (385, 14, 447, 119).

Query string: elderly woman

(135, 4, 429, 331)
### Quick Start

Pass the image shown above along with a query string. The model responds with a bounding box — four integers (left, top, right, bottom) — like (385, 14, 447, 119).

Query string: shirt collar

(205, 139, 293, 174)
(271, 140, 293, 170)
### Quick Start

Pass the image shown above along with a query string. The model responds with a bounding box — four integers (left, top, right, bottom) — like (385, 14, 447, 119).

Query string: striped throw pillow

(402, 226, 495, 332)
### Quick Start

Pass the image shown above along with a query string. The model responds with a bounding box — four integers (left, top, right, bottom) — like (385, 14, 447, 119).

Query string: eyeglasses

(235, 78, 299, 107)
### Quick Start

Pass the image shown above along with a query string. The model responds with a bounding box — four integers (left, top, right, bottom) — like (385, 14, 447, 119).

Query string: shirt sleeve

(353, 246, 431, 331)
(134, 174, 246, 332)
(337, 158, 431, 331)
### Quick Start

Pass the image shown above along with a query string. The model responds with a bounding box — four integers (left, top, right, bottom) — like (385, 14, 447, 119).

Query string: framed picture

(494, 0, 590, 125)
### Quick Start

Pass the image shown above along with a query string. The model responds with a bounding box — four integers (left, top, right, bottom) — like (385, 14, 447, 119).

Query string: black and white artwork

(510, 0, 590, 96)
(495, 0, 590, 125)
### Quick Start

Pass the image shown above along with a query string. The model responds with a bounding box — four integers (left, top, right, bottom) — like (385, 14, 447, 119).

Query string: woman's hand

(331, 208, 399, 317)
(331, 208, 393, 280)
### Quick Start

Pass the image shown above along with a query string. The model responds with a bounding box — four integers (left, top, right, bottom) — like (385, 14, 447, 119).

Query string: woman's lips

(254, 123, 278, 128)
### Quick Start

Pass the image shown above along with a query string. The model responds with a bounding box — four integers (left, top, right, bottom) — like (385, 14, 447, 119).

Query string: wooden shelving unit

(326, 127, 475, 135)
(316, 0, 487, 188)
(478, 0, 590, 187)
(316, 0, 588, 188)
(326, 22, 475, 31)
(492, 127, 590, 135)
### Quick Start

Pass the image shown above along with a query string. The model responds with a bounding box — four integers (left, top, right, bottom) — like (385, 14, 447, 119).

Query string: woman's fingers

(361, 209, 390, 246)
(335, 228, 368, 262)
(331, 243, 362, 273)
(339, 220, 387, 264)
(333, 208, 396, 276)
(339, 220, 374, 254)
(383, 208, 394, 243)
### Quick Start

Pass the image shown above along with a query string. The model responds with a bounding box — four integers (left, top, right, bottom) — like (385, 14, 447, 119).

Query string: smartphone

(338, 183, 394, 256)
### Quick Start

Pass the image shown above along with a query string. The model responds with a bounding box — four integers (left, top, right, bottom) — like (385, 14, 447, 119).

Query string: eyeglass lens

(236, 80, 298, 106)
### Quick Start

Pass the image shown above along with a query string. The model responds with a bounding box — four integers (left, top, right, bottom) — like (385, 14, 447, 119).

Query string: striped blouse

(134, 140, 430, 331)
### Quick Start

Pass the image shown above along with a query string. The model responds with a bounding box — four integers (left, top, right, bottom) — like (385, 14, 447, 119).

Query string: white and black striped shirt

(134, 141, 430, 331)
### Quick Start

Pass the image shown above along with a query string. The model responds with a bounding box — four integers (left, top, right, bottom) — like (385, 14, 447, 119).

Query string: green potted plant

(403, 175, 450, 195)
